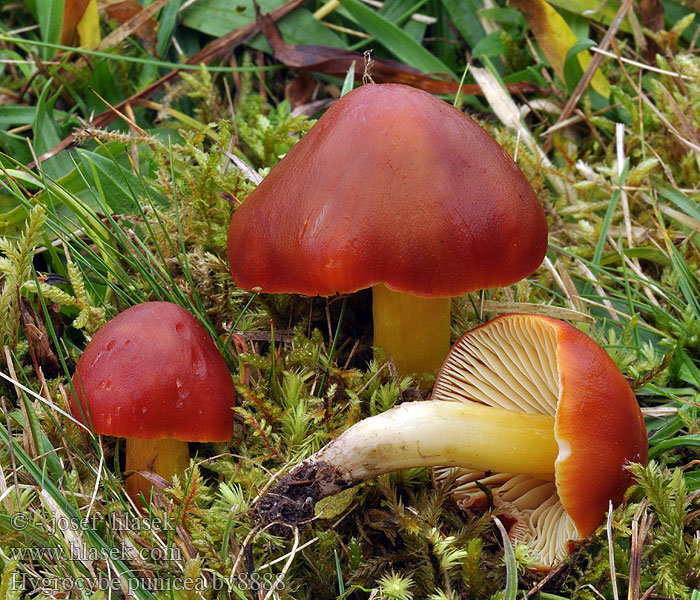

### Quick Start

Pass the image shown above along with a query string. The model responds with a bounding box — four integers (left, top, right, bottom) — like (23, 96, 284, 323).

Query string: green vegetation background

(0, 0, 699, 598)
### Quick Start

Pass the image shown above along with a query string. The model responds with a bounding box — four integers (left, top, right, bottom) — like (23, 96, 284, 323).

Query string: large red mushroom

(70, 302, 236, 499)
(227, 83, 547, 379)
(255, 314, 648, 568)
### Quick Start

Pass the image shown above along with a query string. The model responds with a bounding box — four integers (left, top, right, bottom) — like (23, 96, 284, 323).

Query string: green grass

(1, 0, 700, 598)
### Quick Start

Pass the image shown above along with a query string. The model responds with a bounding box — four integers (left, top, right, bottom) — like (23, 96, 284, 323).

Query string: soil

(254, 460, 361, 535)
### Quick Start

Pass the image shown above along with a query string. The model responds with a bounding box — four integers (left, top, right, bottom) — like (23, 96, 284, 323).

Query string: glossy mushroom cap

(432, 314, 648, 567)
(70, 302, 236, 442)
(227, 83, 547, 297)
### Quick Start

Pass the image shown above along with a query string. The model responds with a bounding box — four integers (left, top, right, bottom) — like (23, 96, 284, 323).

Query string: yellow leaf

(61, 0, 90, 46)
(511, 0, 610, 98)
(77, 0, 101, 47)
(315, 487, 357, 520)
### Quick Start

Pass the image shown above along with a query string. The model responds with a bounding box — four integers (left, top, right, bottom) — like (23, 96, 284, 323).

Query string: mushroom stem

(372, 284, 451, 381)
(125, 437, 191, 500)
(255, 400, 558, 526)
(312, 401, 557, 490)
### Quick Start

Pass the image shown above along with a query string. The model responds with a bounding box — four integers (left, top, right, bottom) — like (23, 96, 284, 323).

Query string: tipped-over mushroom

(255, 314, 648, 568)
(70, 302, 236, 500)
(227, 83, 547, 380)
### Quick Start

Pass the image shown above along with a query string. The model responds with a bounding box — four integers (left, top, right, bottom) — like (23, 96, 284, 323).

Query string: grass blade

(657, 184, 700, 224)
(36, 0, 65, 57)
(493, 516, 517, 600)
(0, 425, 156, 600)
(338, 0, 455, 76)
(648, 435, 700, 460)
(440, 0, 486, 47)
(33, 82, 73, 180)
(156, 0, 183, 57)
(341, 62, 356, 96)
(591, 160, 629, 269)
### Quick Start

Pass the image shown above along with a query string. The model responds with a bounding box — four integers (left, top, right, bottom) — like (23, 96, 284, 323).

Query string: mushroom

(70, 302, 236, 500)
(227, 83, 547, 379)
(255, 314, 648, 568)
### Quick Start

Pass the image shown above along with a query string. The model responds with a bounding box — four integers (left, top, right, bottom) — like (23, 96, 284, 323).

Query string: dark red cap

(227, 83, 547, 297)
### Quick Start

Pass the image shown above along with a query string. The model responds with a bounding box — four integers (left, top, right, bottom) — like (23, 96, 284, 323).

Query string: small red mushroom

(70, 302, 236, 499)
(227, 83, 547, 380)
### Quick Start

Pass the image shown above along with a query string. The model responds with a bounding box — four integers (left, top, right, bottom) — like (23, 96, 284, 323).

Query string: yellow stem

(125, 437, 190, 501)
(372, 284, 451, 382)
(312, 400, 558, 494)
(313, 0, 340, 19)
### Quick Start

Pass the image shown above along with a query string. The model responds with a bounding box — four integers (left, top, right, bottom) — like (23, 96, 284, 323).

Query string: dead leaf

(510, 0, 610, 98)
(125, 469, 172, 491)
(315, 487, 357, 519)
(258, 7, 545, 97)
(640, 0, 664, 32)
(61, 0, 91, 46)
(101, 0, 164, 56)
(235, 329, 295, 342)
(640, 0, 664, 61)
(479, 300, 594, 323)
(19, 297, 61, 378)
(29, 0, 311, 169)
(285, 71, 318, 108)
(77, 0, 101, 48)
(291, 97, 335, 117)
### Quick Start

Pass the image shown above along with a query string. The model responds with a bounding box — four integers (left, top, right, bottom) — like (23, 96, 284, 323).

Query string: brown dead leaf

(101, 0, 163, 56)
(640, 0, 664, 61)
(19, 297, 61, 378)
(257, 7, 545, 96)
(61, 0, 91, 46)
(125, 469, 172, 491)
(640, 0, 664, 32)
(285, 71, 318, 108)
(29, 0, 311, 169)
(291, 97, 335, 117)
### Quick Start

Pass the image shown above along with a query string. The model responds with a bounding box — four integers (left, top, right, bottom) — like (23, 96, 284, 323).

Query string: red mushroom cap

(432, 314, 648, 565)
(553, 318, 648, 536)
(70, 302, 235, 442)
(227, 83, 547, 297)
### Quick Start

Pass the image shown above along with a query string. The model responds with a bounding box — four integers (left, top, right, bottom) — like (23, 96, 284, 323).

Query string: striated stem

(372, 283, 451, 382)
(125, 437, 190, 500)
(256, 400, 558, 528)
